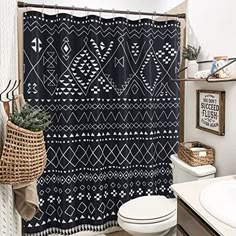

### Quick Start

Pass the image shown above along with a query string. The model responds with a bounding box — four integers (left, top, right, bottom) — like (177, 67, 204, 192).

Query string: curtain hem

(24, 221, 120, 236)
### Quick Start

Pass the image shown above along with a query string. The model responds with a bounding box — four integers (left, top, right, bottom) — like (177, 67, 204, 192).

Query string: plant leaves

(182, 45, 201, 60)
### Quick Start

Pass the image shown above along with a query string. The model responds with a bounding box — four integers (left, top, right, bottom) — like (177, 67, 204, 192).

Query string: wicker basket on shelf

(178, 141, 214, 166)
(0, 121, 47, 184)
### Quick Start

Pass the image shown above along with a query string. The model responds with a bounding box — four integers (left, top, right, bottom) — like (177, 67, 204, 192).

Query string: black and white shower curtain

(23, 11, 181, 235)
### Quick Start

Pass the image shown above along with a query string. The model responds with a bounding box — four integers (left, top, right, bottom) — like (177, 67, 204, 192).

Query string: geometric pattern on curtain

(23, 11, 180, 236)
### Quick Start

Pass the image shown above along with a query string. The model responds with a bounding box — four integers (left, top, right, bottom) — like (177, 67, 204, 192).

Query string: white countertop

(171, 175, 236, 236)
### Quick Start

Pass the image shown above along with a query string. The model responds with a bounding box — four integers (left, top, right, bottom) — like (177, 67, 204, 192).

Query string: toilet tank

(170, 154, 216, 184)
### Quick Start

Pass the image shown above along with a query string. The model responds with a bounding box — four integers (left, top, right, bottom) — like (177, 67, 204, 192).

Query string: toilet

(117, 154, 216, 236)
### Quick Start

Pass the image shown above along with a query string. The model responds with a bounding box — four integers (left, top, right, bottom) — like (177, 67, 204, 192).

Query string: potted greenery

(182, 45, 201, 78)
(10, 103, 51, 132)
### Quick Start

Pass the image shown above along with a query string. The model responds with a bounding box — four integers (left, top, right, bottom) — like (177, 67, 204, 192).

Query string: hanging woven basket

(0, 121, 47, 184)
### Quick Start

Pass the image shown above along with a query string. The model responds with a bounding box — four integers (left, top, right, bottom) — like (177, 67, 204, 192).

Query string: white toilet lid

(118, 196, 176, 223)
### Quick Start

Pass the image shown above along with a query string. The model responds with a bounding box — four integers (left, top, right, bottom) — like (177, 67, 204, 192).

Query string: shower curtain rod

(17, 1, 186, 19)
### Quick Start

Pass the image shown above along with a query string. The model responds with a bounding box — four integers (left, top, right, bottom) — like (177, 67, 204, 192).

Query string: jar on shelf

(210, 56, 230, 78)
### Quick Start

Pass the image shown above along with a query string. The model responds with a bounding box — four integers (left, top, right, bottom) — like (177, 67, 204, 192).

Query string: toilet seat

(118, 210, 176, 224)
(118, 196, 176, 224)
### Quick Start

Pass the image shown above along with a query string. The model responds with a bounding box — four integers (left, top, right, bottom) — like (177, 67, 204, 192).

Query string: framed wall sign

(196, 90, 225, 136)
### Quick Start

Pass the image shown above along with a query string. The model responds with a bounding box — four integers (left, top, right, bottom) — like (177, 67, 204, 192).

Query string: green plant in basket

(10, 103, 51, 132)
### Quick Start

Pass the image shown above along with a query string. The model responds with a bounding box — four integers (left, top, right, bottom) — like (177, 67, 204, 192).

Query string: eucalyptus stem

(10, 103, 51, 132)
(182, 45, 201, 61)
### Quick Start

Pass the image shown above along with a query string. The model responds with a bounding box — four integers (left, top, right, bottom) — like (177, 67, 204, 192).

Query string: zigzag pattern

(47, 121, 179, 133)
(23, 21, 181, 40)
(23, 18, 180, 34)
(50, 110, 179, 123)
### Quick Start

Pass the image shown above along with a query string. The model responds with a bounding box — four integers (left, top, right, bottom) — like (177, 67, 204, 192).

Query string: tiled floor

(108, 231, 131, 236)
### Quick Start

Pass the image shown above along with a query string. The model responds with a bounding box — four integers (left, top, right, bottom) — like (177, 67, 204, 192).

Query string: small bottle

(211, 56, 230, 78)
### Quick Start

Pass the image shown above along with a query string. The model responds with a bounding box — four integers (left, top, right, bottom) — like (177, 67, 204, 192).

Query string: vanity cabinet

(177, 198, 219, 236)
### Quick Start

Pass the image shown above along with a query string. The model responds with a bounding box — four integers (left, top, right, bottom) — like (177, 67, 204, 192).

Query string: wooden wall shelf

(175, 58, 236, 83)
(174, 77, 236, 82)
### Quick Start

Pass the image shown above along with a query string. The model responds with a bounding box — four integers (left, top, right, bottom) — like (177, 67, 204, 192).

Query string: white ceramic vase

(187, 60, 198, 78)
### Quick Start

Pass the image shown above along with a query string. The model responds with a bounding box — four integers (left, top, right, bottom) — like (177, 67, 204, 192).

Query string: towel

(194, 70, 210, 79)
(11, 95, 39, 220)
(13, 180, 39, 221)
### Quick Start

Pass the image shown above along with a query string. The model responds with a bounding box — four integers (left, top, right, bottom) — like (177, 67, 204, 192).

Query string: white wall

(25, 0, 236, 178)
(156, 0, 236, 177)
(161, 0, 236, 177)
(186, 0, 236, 177)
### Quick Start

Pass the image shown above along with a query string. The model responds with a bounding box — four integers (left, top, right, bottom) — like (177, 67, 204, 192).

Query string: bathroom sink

(200, 179, 236, 228)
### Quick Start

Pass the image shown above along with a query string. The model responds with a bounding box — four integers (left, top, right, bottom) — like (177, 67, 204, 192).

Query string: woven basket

(178, 141, 214, 166)
(0, 121, 47, 184)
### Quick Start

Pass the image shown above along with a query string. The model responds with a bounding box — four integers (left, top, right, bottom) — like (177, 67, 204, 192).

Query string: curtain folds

(23, 11, 181, 235)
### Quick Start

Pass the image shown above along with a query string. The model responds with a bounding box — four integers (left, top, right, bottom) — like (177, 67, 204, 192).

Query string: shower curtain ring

(54, 4, 58, 15)
(42, 3, 45, 16)
(152, 11, 156, 24)
(165, 12, 168, 23)
(139, 10, 141, 22)
(176, 14, 180, 22)
(84, 6, 88, 19)
(99, 8, 102, 21)
(71, 5, 75, 17)
(24, 1, 28, 12)
(112, 8, 115, 20)
(126, 9, 129, 22)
